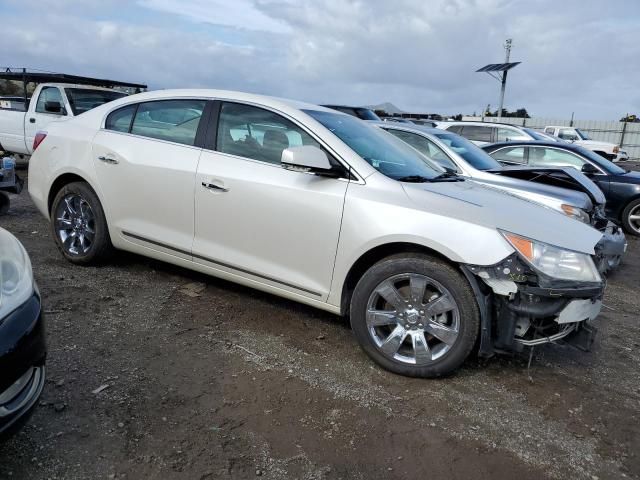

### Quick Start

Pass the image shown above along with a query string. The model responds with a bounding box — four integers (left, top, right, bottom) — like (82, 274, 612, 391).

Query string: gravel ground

(0, 173, 639, 480)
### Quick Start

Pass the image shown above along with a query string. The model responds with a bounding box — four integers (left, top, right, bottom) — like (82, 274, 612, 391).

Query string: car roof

(368, 120, 441, 134)
(321, 104, 369, 109)
(100, 89, 337, 115)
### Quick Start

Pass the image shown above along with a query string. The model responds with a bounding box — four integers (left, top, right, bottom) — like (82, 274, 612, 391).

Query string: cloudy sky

(1, 0, 638, 119)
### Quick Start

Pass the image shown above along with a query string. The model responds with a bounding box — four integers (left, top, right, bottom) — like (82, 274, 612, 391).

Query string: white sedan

(28, 89, 606, 377)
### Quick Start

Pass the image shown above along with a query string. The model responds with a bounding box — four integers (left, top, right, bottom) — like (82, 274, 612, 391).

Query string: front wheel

(621, 198, 640, 236)
(50, 182, 113, 264)
(350, 254, 480, 378)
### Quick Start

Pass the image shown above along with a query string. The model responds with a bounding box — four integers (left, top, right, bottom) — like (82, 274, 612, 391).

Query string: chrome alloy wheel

(54, 194, 96, 255)
(366, 273, 460, 365)
(628, 204, 640, 235)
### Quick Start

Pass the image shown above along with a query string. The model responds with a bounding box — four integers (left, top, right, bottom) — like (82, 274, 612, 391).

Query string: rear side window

(130, 100, 206, 146)
(460, 126, 492, 142)
(105, 104, 136, 133)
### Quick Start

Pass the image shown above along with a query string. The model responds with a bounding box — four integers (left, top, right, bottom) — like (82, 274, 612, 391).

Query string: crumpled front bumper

(595, 222, 627, 273)
(462, 255, 605, 357)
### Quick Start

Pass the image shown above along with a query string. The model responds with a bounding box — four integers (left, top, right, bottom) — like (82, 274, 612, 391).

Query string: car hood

(611, 170, 640, 184)
(472, 171, 593, 211)
(402, 180, 602, 254)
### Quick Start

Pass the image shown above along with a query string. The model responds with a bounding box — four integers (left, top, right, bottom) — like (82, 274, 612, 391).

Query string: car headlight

(0, 229, 34, 320)
(560, 204, 590, 224)
(501, 231, 601, 283)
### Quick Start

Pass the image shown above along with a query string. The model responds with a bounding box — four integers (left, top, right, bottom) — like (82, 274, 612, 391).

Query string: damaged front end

(462, 236, 605, 357)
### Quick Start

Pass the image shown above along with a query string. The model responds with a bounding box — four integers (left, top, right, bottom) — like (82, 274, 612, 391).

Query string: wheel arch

(47, 172, 105, 216)
(339, 242, 458, 316)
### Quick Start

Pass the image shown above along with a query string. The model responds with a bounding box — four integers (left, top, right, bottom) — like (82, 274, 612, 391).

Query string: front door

(24, 86, 67, 153)
(193, 101, 349, 300)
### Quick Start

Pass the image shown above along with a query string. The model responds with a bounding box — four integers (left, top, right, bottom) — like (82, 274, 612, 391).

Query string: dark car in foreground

(0, 227, 46, 440)
(482, 141, 640, 236)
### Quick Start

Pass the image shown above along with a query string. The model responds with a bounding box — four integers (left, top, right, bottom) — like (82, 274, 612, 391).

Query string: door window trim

(206, 99, 362, 182)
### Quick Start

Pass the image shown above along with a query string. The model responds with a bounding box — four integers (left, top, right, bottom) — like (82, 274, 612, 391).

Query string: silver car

(28, 90, 607, 377)
(372, 122, 626, 272)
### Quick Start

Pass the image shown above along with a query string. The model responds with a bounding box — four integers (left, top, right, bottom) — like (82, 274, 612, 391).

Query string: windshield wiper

(396, 172, 464, 183)
(396, 175, 432, 183)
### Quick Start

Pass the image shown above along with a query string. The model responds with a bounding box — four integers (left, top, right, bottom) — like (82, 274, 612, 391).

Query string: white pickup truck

(0, 83, 127, 157)
(543, 126, 628, 162)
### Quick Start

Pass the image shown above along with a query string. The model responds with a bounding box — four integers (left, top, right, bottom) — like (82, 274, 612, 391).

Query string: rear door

(193, 101, 349, 300)
(24, 86, 68, 152)
(91, 98, 208, 255)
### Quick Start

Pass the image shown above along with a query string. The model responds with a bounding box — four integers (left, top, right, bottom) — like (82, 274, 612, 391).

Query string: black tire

(621, 198, 640, 236)
(0, 192, 9, 215)
(350, 253, 480, 378)
(50, 181, 113, 264)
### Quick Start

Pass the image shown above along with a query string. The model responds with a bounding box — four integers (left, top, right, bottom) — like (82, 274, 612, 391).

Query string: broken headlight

(560, 204, 590, 224)
(501, 231, 601, 283)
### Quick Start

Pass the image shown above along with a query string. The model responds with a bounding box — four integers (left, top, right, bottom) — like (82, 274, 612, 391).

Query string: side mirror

(44, 101, 64, 114)
(581, 163, 599, 174)
(281, 145, 340, 177)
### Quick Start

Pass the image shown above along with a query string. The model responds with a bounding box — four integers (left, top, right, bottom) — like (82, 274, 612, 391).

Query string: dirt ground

(0, 172, 639, 480)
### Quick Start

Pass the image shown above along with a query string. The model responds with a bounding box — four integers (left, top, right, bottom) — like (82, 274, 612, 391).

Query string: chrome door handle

(98, 155, 118, 165)
(201, 182, 229, 192)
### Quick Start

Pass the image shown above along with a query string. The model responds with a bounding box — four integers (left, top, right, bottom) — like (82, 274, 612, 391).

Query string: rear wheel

(350, 254, 480, 378)
(622, 198, 640, 236)
(50, 182, 113, 264)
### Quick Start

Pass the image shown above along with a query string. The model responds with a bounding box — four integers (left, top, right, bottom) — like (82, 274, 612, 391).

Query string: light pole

(476, 40, 520, 121)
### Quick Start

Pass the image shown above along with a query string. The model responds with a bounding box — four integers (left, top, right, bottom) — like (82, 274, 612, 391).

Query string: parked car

(29, 90, 607, 377)
(320, 105, 380, 121)
(0, 157, 24, 215)
(543, 126, 628, 162)
(0, 83, 128, 158)
(0, 227, 46, 440)
(372, 122, 626, 271)
(437, 121, 533, 145)
(521, 127, 563, 142)
(482, 141, 640, 236)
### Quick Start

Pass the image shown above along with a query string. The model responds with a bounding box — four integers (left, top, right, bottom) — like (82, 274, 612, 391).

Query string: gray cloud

(1, 0, 638, 119)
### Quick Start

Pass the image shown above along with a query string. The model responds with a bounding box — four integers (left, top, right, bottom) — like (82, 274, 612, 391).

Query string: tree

(485, 107, 530, 118)
(620, 114, 639, 123)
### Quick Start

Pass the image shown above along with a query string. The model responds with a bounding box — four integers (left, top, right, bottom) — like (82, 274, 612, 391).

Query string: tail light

(33, 131, 47, 151)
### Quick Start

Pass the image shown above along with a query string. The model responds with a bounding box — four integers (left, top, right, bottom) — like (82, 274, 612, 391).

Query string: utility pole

(497, 39, 512, 121)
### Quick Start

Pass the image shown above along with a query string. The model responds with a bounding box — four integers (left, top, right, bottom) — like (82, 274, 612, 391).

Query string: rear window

(65, 88, 126, 115)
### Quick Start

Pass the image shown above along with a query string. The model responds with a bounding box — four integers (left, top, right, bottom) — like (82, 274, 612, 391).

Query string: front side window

(35, 87, 64, 114)
(497, 127, 520, 142)
(65, 88, 126, 115)
(490, 146, 526, 164)
(216, 102, 321, 165)
(129, 99, 206, 146)
(304, 109, 444, 180)
(461, 125, 492, 142)
(386, 129, 459, 172)
(529, 147, 585, 169)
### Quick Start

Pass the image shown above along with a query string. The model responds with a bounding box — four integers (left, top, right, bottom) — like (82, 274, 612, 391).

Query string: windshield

(304, 110, 444, 180)
(354, 108, 381, 121)
(575, 128, 591, 140)
(432, 132, 502, 170)
(65, 88, 127, 115)
(572, 145, 626, 174)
